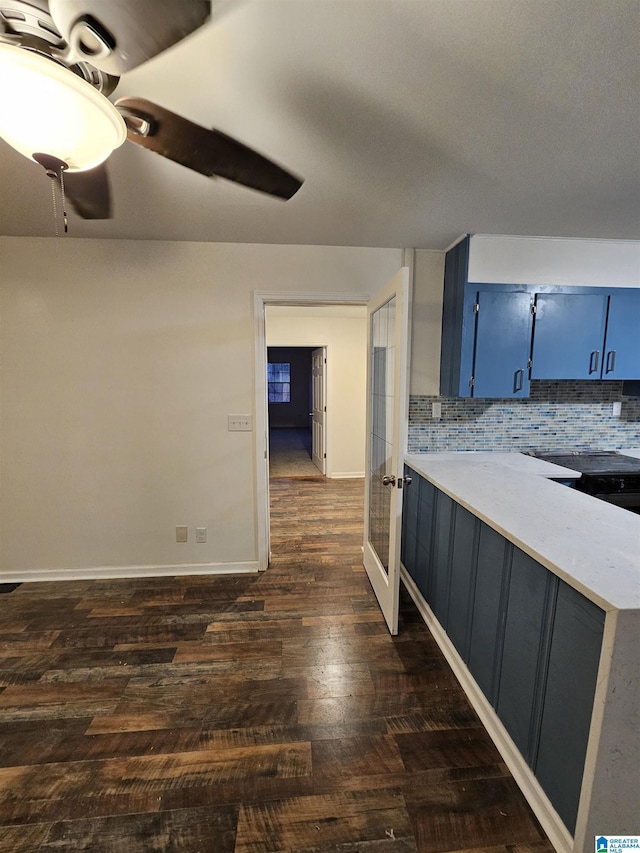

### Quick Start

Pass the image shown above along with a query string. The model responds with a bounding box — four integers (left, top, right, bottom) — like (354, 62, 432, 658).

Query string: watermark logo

(596, 838, 640, 853)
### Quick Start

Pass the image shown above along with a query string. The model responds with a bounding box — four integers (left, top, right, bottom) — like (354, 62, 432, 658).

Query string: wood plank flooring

(0, 477, 554, 853)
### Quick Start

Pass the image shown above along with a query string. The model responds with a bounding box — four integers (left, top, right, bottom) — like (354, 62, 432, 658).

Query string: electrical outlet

(176, 526, 188, 543)
(196, 527, 207, 543)
(612, 401, 622, 417)
(432, 401, 442, 419)
(228, 414, 252, 431)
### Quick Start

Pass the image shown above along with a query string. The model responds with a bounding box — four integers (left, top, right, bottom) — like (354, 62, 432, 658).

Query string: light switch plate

(612, 401, 622, 417)
(176, 526, 188, 543)
(432, 402, 442, 419)
(228, 414, 252, 431)
(196, 527, 207, 543)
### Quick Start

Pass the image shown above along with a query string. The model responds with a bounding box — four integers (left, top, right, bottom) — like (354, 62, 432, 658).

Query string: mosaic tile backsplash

(408, 381, 640, 453)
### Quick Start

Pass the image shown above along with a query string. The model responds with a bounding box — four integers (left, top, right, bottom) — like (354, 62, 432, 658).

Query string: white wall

(409, 250, 445, 397)
(0, 237, 402, 579)
(468, 235, 640, 286)
(266, 306, 367, 477)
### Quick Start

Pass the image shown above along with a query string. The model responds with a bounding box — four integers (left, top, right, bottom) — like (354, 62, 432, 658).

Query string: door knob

(382, 475, 396, 486)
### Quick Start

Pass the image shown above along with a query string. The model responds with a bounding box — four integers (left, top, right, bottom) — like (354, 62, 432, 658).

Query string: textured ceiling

(1, 0, 638, 249)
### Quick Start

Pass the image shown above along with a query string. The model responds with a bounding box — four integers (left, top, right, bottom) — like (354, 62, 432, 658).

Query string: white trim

(2, 561, 261, 583)
(400, 565, 573, 853)
(329, 471, 365, 479)
(253, 291, 371, 573)
(443, 233, 469, 253)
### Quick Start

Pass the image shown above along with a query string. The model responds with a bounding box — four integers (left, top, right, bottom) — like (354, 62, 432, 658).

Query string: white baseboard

(400, 565, 574, 853)
(1, 561, 261, 583)
(328, 471, 365, 479)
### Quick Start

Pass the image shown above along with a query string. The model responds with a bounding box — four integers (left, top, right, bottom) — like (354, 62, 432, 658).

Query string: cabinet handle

(589, 350, 600, 375)
(605, 350, 616, 374)
(513, 368, 524, 393)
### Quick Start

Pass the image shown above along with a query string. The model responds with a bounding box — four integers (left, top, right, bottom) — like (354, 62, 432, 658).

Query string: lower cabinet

(401, 466, 605, 837)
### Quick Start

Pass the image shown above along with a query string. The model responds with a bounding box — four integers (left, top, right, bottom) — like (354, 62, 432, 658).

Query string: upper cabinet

(439, 235, 640, 397)
(530, 293, 608, 380)
(530, 289, 640, 381)
(602, 289, 640, 379)
(473, 290, 533, 397)
(440, 237, 533, 398)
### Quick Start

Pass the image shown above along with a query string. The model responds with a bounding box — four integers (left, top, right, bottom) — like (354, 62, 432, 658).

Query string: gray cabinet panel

(401, 466, 420, 578)
(468, 523, 509, 705)
(534, 581, 605, 834)
(497, 548, 555, 762)
(431, 492, 454, 626)
(416, 477, 437, 603)
(447, 505, 479, 661)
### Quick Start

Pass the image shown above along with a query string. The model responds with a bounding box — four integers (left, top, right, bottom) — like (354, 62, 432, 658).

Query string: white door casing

(311, 347, 327, 474)
(363, 268, 410, 634)
(254, 292, 370, 571)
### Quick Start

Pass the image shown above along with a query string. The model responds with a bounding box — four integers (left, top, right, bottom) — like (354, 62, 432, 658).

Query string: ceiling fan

(0, 0, 304, 220)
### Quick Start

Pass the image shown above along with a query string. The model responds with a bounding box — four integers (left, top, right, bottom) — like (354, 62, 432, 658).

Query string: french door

(363, 267, 410, 634)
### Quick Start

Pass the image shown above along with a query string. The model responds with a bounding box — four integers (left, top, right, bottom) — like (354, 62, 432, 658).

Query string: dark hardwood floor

(0, 477, 554, 853)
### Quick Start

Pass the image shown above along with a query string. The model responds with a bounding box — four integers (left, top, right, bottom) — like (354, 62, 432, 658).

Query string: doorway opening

(256, 298, 369, 569)
(267, 345, 323, 478)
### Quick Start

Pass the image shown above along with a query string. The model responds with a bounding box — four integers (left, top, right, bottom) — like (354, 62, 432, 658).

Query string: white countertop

(405, 452, 640, 612)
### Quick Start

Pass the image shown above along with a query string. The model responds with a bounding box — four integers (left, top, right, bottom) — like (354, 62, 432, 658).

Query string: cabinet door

(430, 492, 454, 626)
(446, 505, 479, 661)
(468, 523, 509, 705)
(602, 289, 640, 379)
(414, 477, 437, 601)
(530, 293, 608, 379)
(497, 548, 556, 763)
(473, 290, 533, 397)
(534, 581, 604, 835)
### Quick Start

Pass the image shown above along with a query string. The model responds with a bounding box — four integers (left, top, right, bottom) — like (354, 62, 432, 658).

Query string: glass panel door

(363, 268, 409, 635)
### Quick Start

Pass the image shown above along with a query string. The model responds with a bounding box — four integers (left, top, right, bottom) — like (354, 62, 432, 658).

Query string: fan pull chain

(33, 154, 70, 237)
(58, 167, 68, 234)
(49, 175, 59, 237)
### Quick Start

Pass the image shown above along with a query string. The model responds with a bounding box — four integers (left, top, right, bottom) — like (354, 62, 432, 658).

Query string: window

(267, 362, 291, 403)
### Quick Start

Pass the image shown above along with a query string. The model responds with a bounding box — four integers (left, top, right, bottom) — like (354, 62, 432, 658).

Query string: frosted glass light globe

(0, 43, 126, 172)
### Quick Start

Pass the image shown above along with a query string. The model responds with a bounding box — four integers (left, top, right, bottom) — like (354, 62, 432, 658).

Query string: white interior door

(311, 347, 326, 474)
(363, 267, 410, 635)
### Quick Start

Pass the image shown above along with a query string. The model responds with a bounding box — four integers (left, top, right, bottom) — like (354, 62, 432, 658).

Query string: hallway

(269, 428, 320, 478)
(0, 478, 553, 852)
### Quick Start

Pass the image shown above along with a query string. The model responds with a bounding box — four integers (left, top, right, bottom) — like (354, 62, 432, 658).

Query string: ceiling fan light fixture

(0, 43, 126, 171)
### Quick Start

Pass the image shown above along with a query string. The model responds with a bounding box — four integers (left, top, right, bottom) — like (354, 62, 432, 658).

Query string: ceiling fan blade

(62, 163, 112, 219)
(48, 0, 210, 75)
(115, 97, 304, 201)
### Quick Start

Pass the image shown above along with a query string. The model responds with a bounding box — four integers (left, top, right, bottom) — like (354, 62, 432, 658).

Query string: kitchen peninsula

(401, 452, 639, 853)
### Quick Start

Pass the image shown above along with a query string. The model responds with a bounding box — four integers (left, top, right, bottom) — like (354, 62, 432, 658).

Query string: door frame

(253, 291, 370, 570)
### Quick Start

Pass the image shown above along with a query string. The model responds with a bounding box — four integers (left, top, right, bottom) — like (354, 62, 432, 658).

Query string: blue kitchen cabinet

(473, 290, 533, 397)
(430, 491, 454, 627)
(467, 522, 510, 706)
(446, 505, 479, 661)
(440, 238, 534, 398)
(440, 237, 640, 393)
(533, 580, 604, 834)
(602, 289, 640, 379)
(400, 465, 605, 837)
(496, 548, 556, 763)
(530, 293, 609, 379)
(414, 477, 437, 601)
